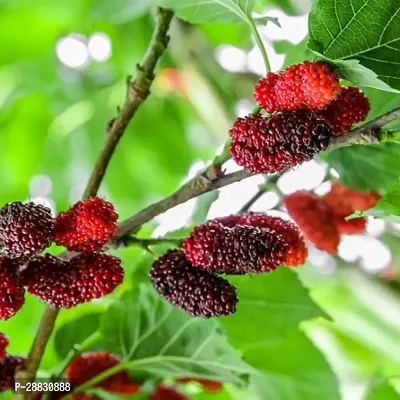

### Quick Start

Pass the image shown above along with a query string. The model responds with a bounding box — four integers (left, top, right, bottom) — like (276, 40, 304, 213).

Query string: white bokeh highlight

(56, 34, 89, 69)
(88, 32, 112, 62)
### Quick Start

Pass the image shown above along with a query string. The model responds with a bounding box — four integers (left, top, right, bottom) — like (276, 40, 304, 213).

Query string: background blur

(1, 0, 400, 399)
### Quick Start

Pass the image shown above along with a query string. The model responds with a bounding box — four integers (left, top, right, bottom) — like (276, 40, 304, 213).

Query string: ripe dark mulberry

(149, 384, 189, 400)
(66, 352, 140, 396)
(254, 61, 340, 112)
(284, 192, 340, 254)
(317, 87, 370, 135)
(229, 112, 332, 174)
(23, 253, 124, 308)
(0, 355, 25, 392)
(238, 213, 307, 267)
(0, 257, 25, 320)
(0, 333, 8, 360)
(55, 197, 118, 252)
(150, 250, 238, 317)
(0, 202, 54, 260)
(183, 219, 288, 274)
(177, 378, 222, 393)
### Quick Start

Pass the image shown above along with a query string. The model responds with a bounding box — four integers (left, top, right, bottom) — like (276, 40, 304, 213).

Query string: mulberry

(334, 215, 366, 235)
(238, 213, 307, 267)
(149, 384, 189, 400)
(284, 192, 340, 254)
(55, 197, 118, 252)
(0, 257, 25, 320)
(177, 378, 222, 393)
(0, 355, 25, 392)
(68, 395, 101, 400)
(0, 333, 8, 360)
(317, 87, 370, 135)
(66, 352, 140, 396)
(254, 61, 340, 112)
(150, 250, 238, 317)
(229, 112, 332, 174)
(183, 220, 288, 274)
(23, 253, 124, 308)
(0, 202, 54, 260)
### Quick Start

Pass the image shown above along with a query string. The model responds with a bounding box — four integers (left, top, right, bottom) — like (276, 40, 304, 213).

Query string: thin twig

(14, 9, 174, 399)
(83, 8, 173, 199)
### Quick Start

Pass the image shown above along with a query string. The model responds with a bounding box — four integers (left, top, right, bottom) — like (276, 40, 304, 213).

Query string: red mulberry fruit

(183, 219, 288, 274)
(323, 182, 380, 215)
(334, 215, 366, 235)
(229, 112, 332, 174)
(284, 192, 340, 254)
(238, 213, 307, 267)
(254, 61, 340, 112)
(23, 253, 124, 308)
(177, 378, 222, 393)
(150, 250, 238, 317)
(55, 197, 118, 252)
(149, 384, 189, 400)
(0, 333, 8, 360)
(253, 72, 279, 113)
(317, 87, 370, 135)
(66, 352, 140, 396)
(0, 257, 25, 320)
(0, 202, 54, 260)
(0, 355, 25, 392)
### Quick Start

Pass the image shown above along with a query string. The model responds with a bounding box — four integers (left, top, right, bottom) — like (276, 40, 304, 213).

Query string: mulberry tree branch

(14, 9, 174, 399)
(114, 106, 400, 239)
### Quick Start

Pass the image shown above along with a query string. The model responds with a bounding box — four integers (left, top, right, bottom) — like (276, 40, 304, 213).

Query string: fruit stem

(247, 17, 271, 73)
(124, 236, 184, 248)
(53, 332, 102, 379)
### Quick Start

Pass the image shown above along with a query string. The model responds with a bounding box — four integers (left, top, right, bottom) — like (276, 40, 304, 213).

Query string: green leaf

(191, 191, 219, 225)
(155, 0, 254, 23)
(323, 143, 400, 191)
(220, 268, 325, 352)
(308, 0, 400, 90)
(348, 183, 400, 223)
(54, 313, 102, 359)
(100, 284, 255, 384)
(92, 0, 152, 23)
(254, 16, 281, 28)
(365, 380, 400, 399)
(249, 331, 340, 400)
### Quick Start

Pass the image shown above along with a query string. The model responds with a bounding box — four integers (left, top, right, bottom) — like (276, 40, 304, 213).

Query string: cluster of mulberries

(0, 197, 123, 319)
(150, 213, 306, 317)
(0, 332, 25, 393)
(229, 61, 370, 173)
(283, 183, 380, 253)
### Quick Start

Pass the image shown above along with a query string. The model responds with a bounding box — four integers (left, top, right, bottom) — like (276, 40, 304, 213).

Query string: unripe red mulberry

(177, 378, 222, 393)
(254, 61, 340, 112)
(0, 202, 54, 260)
(334, 215, 366, 235)
(149, 384, 189, 400)
(184, 221, 288, 274)
(229, 112, 332, 174)
(150, 250, 238, 317)
(238, 213, 307, 267)
(323, 182, 381, 215)
(0, 355, 25, 392)
(23, 253, 124, 308)
(253, 72, 279, 113)
(55, 197, 118, 252)
(284, 192, 340, 254)
(0, 257, 25, 320)
(0, 333, 8, 359)
(66, 352, 140, 396)
(317, 87, 370, 135)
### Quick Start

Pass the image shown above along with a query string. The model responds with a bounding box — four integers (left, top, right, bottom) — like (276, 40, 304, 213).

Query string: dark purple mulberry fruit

(0, 257, 25, 320)
(183, 222, 288, 274)
(150, 250, 238, 317)
(0, 355, 25, 392)
(229, 112, 332, 174)
(23, 253, 123, 308)
(0, 333, 9, 359)
(0, 201, 54, 259)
